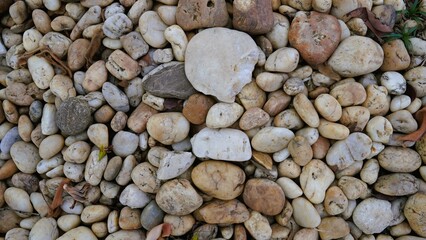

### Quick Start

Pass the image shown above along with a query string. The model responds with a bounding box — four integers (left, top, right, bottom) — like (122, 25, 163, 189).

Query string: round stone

(56, 97, 92, 135)
(243, 178, 285, 216)
(353, 198, 393, 234)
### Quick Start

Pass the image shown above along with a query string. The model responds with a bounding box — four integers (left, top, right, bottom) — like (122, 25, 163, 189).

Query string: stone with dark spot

(233, 0, 274, 35)
(288, 11, 341, 66)
(142, 62, 197, 99)
(176, 0, 229, 31)
(56, 97, 92, 135)
(243, 178, 285, 216)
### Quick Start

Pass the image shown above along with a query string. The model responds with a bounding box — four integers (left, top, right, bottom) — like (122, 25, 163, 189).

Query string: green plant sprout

(383, 23, 418, 51)
(398, 0, 426, 25)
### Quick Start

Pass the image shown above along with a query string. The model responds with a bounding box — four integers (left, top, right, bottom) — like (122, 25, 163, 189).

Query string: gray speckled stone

(56, 97, 92, 136)
(141, 200, 164, 230)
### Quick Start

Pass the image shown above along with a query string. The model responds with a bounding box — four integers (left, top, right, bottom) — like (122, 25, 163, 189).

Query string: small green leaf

(98, 145, 107, 161)
(191, 233, 199, 240)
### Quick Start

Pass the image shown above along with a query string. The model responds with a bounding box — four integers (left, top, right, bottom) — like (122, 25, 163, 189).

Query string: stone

(288, 11, 340, 66)
(318, 217, 350, 240)
(353, 198, 393, 234)
(328, 36, 384, 77)
(206, 102, 244, 128)
(139, 11, 168, 48)
(404, 66, 426, 98)
(404, 193, 426, 237)
(176, 0, 229, 31)
(10, 141, 41, 174)
(102, 82, 130, 112)
(81, 205, 110, 224)
(105, 230, 145, 240)
(0, 127, 20, 154)
(380, 39, 411, 71)
(57, 215, 81, 232)
(292, 197, 321, 228)
(127, 103, 158, 134)
(147, 112, 190, 145)
(338, 176, 369, 200)
(299, 159, 335, 204)
(380, 71, 406, 95)
(239, 107, 270, 130)
(251, 127, 295, 153)
(56, 98, 92, 135)
(182, 93, 215, 125)
(87, 124, 108, 149)
(243, 178, 285, 216)
(233, 0, 274, 35)
(112, 131, 139, 157)
(378, 147, 422, 172)
(276, 177, 303, 199)
(131, 162, 161, 194)
(39, 134, 64, 159)
(27, 56, 54, 90)
(6, 228, 29, 239)
(374, 173, 419, 196)
(288, 136, 313, 166)
(164, 25, 187, 61)
(185, 28, 258, 103)
(293, 93, 320, 127)
(4, 187, 33, 216)
(118, 207, 141, 230)
(57, 226, 97, 240)
(141, 201, 164, 230)
(314, 94, 342, 122)
(121, 31, 149, 60)
(194, 199, 249, 224)
(318, 119, 350, 140)
(324, 186, 348, 215)
(366, 116, 393, 143)
(164, 214, 195, 236)
(192, 160, 245, 200)
(29, 218, 58, 240)
(157, 150, 195, 180)
(191, 128, 252, 161)
(142, 62, 196, 99)
(106, 49, 141, 81)
(244, 211, 272, 240)
(330, 81, 367, 107)
(102, 13, 132, 39)
(156, 179, 203, 215)
(265, 47, 299, 73)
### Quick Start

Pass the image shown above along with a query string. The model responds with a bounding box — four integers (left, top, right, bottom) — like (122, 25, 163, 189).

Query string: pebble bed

(0, 0, 426, 239)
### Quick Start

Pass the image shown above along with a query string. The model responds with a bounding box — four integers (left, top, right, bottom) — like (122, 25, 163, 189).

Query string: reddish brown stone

(243, 178, 285, 216)
(233, 0, 274, 35)
(182, 93, 215, 125)
(289, 11, 341, 66)
(127, 103, 158, 133)
(176, 0, 229, 31)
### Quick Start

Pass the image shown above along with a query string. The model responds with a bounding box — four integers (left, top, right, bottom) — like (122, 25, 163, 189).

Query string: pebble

(106, 50, 141, 81)
(251, 127, 295, 153)
(293, 93, 320, 128)
(27, 56, 54, 90)
(318, 119, 350, 140)
(381, 39, 411, 71)
(314, 94, 342, 122)
(141, 201, 164, 230)
(10, 141, 41, 174)
(156, 179, 203, 215)
(276, 177, 303, 199)
(142, 62, 196, 99)
(6, 228, 29, 239)
(164, 25, 187, 61)
(328, 36, 384, 77)
(102, 82, 130, 112)
(366, 116, 393, 143)
(131, 162, 161, 194)
(324, 186, 348, 215)
(374, 173, 419, 196)
(330, 81, 367, 107)
(105, 230, 145, 240)
(243, 178, 285, 216)
(139, 11, 168, 48)
(84, 150, 108, 185)
(29, 218, 58, 240)
(38, 134, 64, 160)
(0, 127, 20, 154)
(292, 197, 321, 228)
(288, 11, 340, 65)
(182, 93, 215, 125)
(378, 147, 422, 172)
(244, 211, 272, 240)
(56, 226, 97, 240)
(265, 47, 299, 73)
(233, 0, 274, 34)
(404, 193, 426, 237)
(380, 71, 406, 95)
(118, 207, 141, 230)
(353, 198, 393, 234)
(387, 110, 418, 133)
(192, 161, 245, 200)
(57, 215, 80, 232)
(103, 13, 132, 39)
(157, 150, 195, 180)
(191, 128, 252, 161)
(185, 28, 258, 103)
(404, 66, 426, 98)
(164, 214, 195, 236)
(238, 81, 267, 109)
(360, 158, 380, 184)
(147, 112, 190, 145)
(288, 136, 313, 166)
(56, 98, 92, 136)
(206, 102, 244, 128)
(81, 205, 110, 224)
(4, 187, 33, 216)
(176, 0, 228, 31)
(111, 131, 138, 157)
(195, 199, 249, 224)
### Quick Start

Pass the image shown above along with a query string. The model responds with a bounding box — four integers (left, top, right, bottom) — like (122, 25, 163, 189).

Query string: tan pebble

(18, 115, 33, 142)
(243, 178, 285, 216)
(278, 159, 301, 178)
(244, 211, 272, 239)
(324, 186, 348, 215)
(292, 197, 321, 228)
(318, 217, 350, 240)
(299, 159, 335, 204)
(194, 199, 249, 224)
(39, 134, 64, 159)
(110, 111, 127, 132)
(263, 90, 291, 116)
(338, 176, 369, 200)
(83, 60, 107, 92)
(91, 222, 107, 238)
(51, 16, 76, 31)
(87, 123, 109, 148)
(182, 93, 215, 125)
(50, 75, 76, 101)
(366, 116, 393, 143)
(237, 81, 267, 110)
(293, 93, 320, 128)
(31, 124, 46, 147)
(381, 39, 410, 71)
(0, 159, 18, 180)
(404, 193, 426, 237)
(318, 119, 350, 140)
(127, 103, 158, 134)
(314, 93, 342, 122)
(340, 106, 370, 132)
(389, 222, 412, 237)
(363, 84, 390, 116)
(252, 151, 273, 170)
(118, 207, 141, 230)
(32, 9, 52, 34)
(311, 135, 330, 159)
(106, 50, 141, 81)
(386, 110, 418, 134)
(163, 214, 195, 237)
(255, 72, 287, 92)
(288, 136, 312, 166)
(3, 100, 19, 124)
(330, 81, 366, 107)
(147, 113, 189, 145)
(309, 86, 329, 99)
(360, 158, 380, 184)
(374, 173, 419, 196)
(239, 107, 270, 131)
(94, 105, 115, 123)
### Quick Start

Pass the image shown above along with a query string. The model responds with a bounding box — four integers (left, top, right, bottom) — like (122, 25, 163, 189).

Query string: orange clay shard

(398, 106, 426, 142)
(46, 178, 91, 217)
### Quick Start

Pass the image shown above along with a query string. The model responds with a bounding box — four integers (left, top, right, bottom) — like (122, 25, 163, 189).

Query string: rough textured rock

(288, 11, 341, 66)
(176, 0, 229, 31)
(142, 62, 196, 99)
(232, 0, 274, 35)
(56, 97, 92, 135)
(185, 28, 258, 103)
(404, 193, 426, 237)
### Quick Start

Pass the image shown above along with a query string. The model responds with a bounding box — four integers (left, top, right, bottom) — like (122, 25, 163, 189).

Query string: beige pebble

(256, 72, 287, 92)
(164, 214, 195, 236)
(314, 94, 342, 122)
(39, 134, 64, 160)
(366, 116, 393, 143)
(18, 115, 33, 142)
(263, 90, 291, 117)
(330, 81, 366, 107)
(206, 102, 244, 129)
(363, 84, 390, 116)
(318, 217, 350, 240)
(292, 197, 321, 228)
(274, 109, 304, 130)
(237, 81, 267, 110)
(293, 93, 320, 128)
(83, 60, 108, 92)
(239, 107, 270, 131)
(338, 176, 369, 200)
(318, 119, 350, 140)
(360, 158, 380, 184)
(386, 110, 418, 134)
(300, 159, 335, 204)
(374, 173, 419, 196)
(288, 136, 312, 166)
(324, 186, 348, 215)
